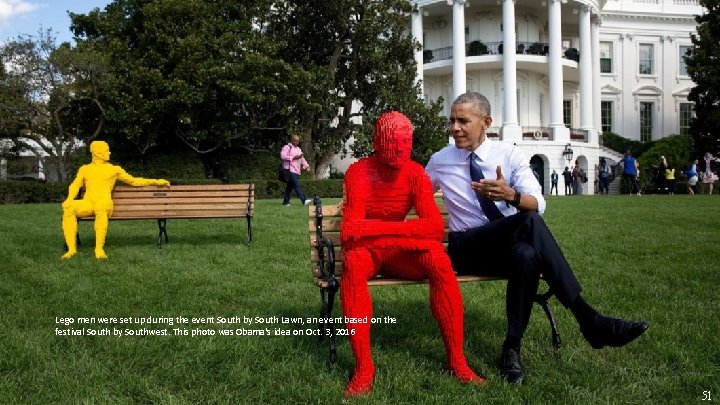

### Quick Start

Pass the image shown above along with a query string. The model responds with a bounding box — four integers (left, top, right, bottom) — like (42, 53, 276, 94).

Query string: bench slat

(113, 191, 253, 198)
(114, 184, 253, 191)
(313, 274, 504, 288)
(114, 203, 250, 211)
(114, 197, 253, 205)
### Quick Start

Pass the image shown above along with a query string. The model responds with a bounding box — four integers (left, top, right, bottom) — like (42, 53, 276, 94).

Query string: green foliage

(220, 151, 279, 182)
(71, 0, 299, 159)
(636, 134, 694, 189)
(118, 152, 207, 180)
(269, 0, 445, 173)
(0, 178, 343, 203)
(602, 132, 653, 156)
(686, 0, 720, 156)
(253, 179, 343, 199)
(0, 180, 67, 204)
(0, 29, 105, 181)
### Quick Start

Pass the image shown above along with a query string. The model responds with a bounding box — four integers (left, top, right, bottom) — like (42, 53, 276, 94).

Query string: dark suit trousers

(448, 212, 582, 340)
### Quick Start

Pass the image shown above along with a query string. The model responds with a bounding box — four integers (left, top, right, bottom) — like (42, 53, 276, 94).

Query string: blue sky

(0, 0, 112, 44)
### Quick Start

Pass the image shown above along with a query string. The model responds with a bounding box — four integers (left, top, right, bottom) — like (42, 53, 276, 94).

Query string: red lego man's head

(374, 111, 413, 169)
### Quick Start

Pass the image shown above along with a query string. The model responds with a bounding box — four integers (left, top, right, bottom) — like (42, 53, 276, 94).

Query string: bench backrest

(108, 184, 255, 220)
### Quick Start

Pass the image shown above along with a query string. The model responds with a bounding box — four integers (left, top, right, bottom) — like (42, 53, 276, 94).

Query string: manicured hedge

(0, 178, 344, 204)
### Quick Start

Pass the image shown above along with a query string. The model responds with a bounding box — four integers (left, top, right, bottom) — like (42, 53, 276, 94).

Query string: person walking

(685, 159, 698, 195)
(280, 135, 312, 206)
(622, 151, 640, 195)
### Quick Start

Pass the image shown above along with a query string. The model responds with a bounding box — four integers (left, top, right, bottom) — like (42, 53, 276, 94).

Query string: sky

(0, 0, 112, 44)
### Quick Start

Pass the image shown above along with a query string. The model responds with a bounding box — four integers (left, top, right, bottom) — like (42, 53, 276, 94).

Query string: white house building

(409, 0, 703, 194)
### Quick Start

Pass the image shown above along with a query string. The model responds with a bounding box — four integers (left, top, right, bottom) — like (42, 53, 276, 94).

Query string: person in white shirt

(425, 92, 648, 384)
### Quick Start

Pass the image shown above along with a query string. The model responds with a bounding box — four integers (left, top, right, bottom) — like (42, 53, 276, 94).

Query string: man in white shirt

(425, 92, 648, 384)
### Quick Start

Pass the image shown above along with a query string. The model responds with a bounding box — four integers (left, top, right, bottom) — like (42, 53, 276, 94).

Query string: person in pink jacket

(280, 134, 312, 206)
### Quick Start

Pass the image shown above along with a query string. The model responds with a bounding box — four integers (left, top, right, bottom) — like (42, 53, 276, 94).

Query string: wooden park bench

(74, 184, 255, 248)
(308, 196, 560, 365)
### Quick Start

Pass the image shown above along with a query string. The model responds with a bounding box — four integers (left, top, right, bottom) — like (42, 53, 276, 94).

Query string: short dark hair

(453, 92, 491, 117)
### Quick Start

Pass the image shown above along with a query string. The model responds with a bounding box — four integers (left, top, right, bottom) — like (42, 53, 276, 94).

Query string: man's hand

(472, 165, 513, 202)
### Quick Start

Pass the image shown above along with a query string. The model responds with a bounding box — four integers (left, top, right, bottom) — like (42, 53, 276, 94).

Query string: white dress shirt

(425, 139, 546, 232)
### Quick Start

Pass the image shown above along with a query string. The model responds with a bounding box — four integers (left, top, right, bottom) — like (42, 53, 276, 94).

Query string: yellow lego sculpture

(61, 141, 170, 259)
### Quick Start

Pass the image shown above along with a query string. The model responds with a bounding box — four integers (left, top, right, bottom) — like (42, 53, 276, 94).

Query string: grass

(0, 195, 718, 404)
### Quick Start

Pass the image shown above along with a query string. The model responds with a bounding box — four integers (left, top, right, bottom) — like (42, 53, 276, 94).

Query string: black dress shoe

(499, 347, 525, 384)
(581, 316, 649, 349)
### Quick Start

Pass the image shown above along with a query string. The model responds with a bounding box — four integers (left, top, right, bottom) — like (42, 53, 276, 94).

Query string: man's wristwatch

(509, 190, 521, 207)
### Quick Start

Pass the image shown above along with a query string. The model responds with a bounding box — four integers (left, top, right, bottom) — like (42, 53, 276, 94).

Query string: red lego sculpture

(340, 111, 485, 396)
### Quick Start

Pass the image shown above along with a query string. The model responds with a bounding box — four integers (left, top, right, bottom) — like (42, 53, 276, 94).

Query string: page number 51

(703, 391, 712, 401)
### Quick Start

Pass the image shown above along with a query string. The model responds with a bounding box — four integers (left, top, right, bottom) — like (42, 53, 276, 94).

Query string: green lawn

(0, 195, 718, 404)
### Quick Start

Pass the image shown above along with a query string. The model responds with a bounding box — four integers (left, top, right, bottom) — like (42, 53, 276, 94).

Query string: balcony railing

(423, 41, 579, 63)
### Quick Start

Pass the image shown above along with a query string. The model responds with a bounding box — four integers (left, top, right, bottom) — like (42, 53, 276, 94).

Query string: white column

(451, 0, 467, 99)
(592, 16, 602, 144)
(501, 0, 521, 141)
(548, 0, 569, 141)
(579, 7, 593, 138)
(411, 8, 424, 96)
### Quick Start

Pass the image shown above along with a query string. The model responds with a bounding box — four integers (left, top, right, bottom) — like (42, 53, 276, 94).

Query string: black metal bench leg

(156, 219, 168, 248)
(246, 213, 252, 247)
(325, 279, 339, 365)
(319, 288, 328, 343)
(535, 289, 561, 349)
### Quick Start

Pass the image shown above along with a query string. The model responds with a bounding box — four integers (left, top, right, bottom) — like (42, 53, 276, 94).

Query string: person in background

(622, 151, 640, 195)
(572, 162, 582, 195)
(656, 156, 667, 194)
(280, 135, 312, 206)
(665, 163, 676, 195)
(562, 166, 573, 195)
(685, 159, 698, 195)
(700, 152, 717, 195)
(425, 92, 648, 385)
(598, 158, 611, 195)
(550, 169, 559, 196)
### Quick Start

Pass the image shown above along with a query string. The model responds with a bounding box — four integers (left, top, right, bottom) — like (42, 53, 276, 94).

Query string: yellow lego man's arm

(116, 166, 170, 187)
(62, 166, 86, 208)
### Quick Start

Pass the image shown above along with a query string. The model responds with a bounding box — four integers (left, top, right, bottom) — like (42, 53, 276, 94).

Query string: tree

(70, 0, 307, 165)
(0, 29, 105, 181)
(70, 0, 448, 178)
(686, 0, 720, 156)
(269, 0, 448, 176)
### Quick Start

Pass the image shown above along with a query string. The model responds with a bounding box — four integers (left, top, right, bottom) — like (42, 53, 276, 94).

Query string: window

(640, 102, 653, 142)
(679, 45, 690, 76)
(679, 103, 694, 135)
(563, 100, 572, 128)
(601, 101, 613, 133)
(600, 42, 613, 73)
(639, 44, 653, 75)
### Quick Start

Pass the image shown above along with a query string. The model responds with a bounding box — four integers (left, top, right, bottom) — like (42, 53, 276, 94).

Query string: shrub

(0, 180, 67, 204)
(119, 153, 207, 179)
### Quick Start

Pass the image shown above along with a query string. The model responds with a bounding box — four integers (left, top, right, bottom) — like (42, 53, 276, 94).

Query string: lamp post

(563, 143, 574, 163)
